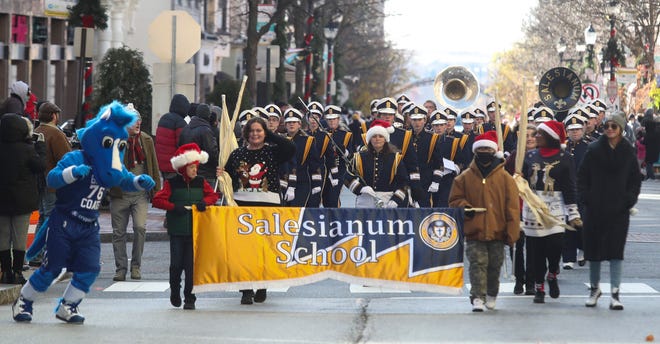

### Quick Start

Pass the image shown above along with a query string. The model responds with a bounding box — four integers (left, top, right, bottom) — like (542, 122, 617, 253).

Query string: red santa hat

(170, 143, 209, 173)
(472, 130, 503, 158)
(366, 119, 395, 143)
(537, 120, 567, 149)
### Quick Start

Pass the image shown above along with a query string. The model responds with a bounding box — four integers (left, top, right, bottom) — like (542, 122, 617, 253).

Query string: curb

(0, 284, 20, 305)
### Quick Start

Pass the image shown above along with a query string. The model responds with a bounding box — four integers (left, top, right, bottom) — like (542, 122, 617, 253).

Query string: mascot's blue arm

(118, 167, 142, 192)
(47, 151, 86, 189)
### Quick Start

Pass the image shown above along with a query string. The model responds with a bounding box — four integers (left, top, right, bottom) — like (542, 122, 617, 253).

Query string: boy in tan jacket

(449, 131, 520, 312)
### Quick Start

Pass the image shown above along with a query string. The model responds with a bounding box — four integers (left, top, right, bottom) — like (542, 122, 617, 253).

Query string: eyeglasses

(603, 123, 620, 130)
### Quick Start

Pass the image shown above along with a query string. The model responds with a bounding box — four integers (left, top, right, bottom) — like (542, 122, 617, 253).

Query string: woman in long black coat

(577, 111, 642, 311)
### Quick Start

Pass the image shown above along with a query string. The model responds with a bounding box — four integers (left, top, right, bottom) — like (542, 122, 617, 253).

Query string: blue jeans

(37, 192, 57, 235)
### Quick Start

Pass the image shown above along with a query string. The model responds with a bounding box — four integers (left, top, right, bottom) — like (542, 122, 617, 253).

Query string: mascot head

(76, 101, 138, 188)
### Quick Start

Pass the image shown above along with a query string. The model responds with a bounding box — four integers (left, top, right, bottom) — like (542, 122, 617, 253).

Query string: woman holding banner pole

(345, 120, 408, 208)
(218, 116, 296, 305)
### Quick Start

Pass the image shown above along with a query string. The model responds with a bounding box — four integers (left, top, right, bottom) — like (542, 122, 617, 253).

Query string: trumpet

(433, 65, 480, 110)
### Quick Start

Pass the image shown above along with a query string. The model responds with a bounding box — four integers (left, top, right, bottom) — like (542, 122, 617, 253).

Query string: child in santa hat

(449, 130, 520, 312)
(152, 143, 219, 310)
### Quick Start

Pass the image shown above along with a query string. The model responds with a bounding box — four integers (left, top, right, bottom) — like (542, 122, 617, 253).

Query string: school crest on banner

(192, 207, 464, 294)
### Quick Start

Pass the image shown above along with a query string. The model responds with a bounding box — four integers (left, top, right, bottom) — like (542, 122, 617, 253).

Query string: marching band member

(346, 120, 408, 208)
(429, 110, 464, 207)
(459, 110, 478, 172)
(264, 104, 283, 134)
(319, 105, 354, 207)
(562, 109, 590, 269)
(473, 107, 487, 134)
(282, 108, 323, 207)
(375, 98, 423, 207)
(533, 107, 554, 125)
(483, 100, 516, 154)
(408, 105, 444, 207)
(584, 104, 601, 142)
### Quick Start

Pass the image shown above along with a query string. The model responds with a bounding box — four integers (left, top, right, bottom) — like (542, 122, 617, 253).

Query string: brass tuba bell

(433, 66, 480, 110)
(538, 67, 582, 112)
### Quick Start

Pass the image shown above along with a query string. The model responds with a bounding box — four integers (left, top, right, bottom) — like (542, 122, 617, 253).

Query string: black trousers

(526, 232, 564, 284)
(512, 232, 532, 284)
(169, 234, 195, 302)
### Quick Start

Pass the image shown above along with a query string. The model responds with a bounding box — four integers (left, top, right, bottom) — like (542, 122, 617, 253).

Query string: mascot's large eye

(118, 140, 127, 151)
(102, 136, 113, 148)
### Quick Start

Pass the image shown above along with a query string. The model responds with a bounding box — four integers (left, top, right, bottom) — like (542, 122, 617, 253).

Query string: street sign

(607, 79, 618, 104)
(73, 27, 94, 58)
(581, 83, 599, 103)
(148, 11, 201, 63)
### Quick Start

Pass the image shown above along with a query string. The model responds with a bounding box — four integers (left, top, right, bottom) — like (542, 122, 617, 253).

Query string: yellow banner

(193, 206, 464, 294)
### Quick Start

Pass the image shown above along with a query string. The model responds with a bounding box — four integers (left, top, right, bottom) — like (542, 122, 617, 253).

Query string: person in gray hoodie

(1, 81, 30, 116)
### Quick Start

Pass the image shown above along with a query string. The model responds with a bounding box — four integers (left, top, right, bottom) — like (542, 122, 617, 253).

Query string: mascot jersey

(51, 153, 107, 222)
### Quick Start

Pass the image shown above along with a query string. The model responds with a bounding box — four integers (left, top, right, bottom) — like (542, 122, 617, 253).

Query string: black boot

(533, 283, 545, 304)
(513, 280, 524, 295)
(0, 250, 12, 284)
(254, 289, 267, 303)
(240, 289, 254, 305)
(12, 250, 27, 285)
(170, 288, 182, 307)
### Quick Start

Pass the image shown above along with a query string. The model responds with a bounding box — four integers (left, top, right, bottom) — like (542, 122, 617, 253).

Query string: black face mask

(475, 152, 494, 164)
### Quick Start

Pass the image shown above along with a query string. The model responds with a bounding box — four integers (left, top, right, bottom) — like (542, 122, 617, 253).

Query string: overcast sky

(384, 0, 537, 65)
(383, 0, 537, 103)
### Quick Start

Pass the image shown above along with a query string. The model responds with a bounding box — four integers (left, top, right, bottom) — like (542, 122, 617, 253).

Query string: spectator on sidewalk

(578, 111, 642, 310)
(155, 94, 190, 180)
(642, 108, 660, 180)
(153, 143, 218, 310)
(1, 81, 30, 116)
(30, 102, 72, 267)
(178, 103, 219, 186)
(0, 114, 46, 284)
(449, 131, 520, 312)
(109, 105, 161, 281)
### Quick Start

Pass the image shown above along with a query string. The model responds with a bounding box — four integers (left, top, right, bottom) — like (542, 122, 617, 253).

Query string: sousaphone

(538, 67, 582, 112)
(433, 66, 480, 110)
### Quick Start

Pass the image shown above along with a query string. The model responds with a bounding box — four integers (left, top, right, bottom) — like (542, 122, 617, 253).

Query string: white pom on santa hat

(170, 143, 209, 171)
(366, 119, 395, 143)
(537, 120, 567, 149)
(472, 130, 504, 158)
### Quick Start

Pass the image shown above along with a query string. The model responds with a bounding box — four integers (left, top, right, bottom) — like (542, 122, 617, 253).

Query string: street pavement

(1, 182, 660, 343)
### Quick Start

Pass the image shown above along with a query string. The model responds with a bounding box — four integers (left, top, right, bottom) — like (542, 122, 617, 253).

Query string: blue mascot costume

(12, 101, 156, 324)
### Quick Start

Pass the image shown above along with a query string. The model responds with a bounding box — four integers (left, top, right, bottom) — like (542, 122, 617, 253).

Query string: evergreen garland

(68, 0, 108, 30)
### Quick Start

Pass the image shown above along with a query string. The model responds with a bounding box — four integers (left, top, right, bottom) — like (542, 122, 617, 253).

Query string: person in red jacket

(155, 94, 191, 179)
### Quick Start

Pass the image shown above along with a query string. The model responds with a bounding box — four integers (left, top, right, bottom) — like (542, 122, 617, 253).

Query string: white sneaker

(585, 287, 602, 307)
(472, 298, 485, 312)
(485, 295, 497, 310)
(55, 299, 85, 324)
(563, 262, 574, 270)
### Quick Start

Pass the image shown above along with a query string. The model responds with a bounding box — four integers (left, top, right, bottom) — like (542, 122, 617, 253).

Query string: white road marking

(349, 284, 412, 293)
(582, 283, 658, 293)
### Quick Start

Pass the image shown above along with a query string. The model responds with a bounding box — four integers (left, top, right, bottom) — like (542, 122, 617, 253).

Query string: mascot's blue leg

(54, 271, 98, 324)
(12, 269, 56, 322)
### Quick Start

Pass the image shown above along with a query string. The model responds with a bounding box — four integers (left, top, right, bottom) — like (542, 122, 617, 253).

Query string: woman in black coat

(0, 113, 46, 284)
(578, 111, 642, 311)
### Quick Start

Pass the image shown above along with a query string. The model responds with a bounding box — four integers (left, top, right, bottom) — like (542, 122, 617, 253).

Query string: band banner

(192, 207, 464, 294)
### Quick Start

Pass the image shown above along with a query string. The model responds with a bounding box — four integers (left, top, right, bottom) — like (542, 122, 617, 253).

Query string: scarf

(539, 147, 560, 157)
(126, 134, 145, 169)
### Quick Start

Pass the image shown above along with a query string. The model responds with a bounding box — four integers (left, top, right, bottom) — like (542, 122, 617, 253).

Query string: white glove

(330, 176, 339, 186)
(343, 150, 350, 158)
(311, 186, 321, 195)
(360, 186, 376, 197)
(284, 187, 296, 202)
(427, 182, 439, 193)
(385, 200, 398, 208)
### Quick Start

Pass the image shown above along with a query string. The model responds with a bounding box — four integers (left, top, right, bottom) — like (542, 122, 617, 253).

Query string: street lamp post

(556, 37, 585, 70)
(584, 23, 598, 69)
(324, 13, 342, 105)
